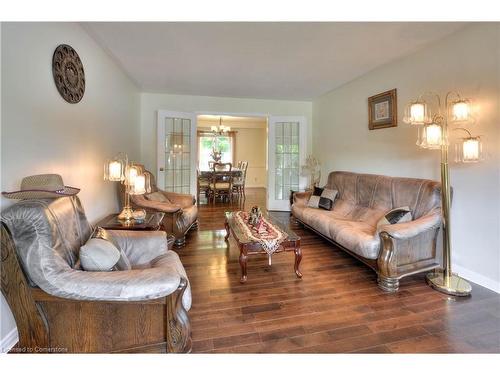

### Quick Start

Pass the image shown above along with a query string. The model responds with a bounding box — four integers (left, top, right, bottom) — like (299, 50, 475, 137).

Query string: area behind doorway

(197, 114, 268, 206)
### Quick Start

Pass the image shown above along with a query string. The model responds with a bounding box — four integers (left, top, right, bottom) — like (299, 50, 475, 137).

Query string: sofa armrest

(293, 191, 312, 206)
(161, 191, 195, 208)
(38, 265, 184, 303)
(378, 212, 442, 240)
(107, 230, 168, 265)
(131, 194, 182, 213)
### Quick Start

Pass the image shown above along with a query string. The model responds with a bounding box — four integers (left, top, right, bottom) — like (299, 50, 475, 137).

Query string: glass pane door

(157, 111, 196, 196)
(274, 122, 300, 200)
(268, 116, 307, 211)
(164, 118, 191, 193)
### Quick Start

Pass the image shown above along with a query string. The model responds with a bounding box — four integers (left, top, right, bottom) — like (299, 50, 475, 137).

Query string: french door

(157, 111, 197, 196)
(267, 116, 307, 211)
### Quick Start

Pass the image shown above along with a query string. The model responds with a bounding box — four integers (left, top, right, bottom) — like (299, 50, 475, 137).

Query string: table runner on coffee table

(233, 211, 288, 255)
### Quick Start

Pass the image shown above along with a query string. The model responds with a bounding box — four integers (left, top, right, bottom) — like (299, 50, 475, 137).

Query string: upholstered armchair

(1, 196, 192, 353)
(121, 167, 199, 247)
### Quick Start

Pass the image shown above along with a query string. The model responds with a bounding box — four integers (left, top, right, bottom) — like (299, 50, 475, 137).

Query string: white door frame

(267, 116, 308, 211)
(157, 110, 197, 196)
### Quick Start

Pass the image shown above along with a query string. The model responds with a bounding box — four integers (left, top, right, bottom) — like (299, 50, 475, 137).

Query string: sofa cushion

(328, 219, 380, 259)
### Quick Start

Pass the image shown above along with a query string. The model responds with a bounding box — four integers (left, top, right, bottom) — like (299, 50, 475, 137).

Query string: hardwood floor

(180, 188, 500, 353)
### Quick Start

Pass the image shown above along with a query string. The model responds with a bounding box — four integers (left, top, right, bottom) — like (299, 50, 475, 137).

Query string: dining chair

(197, 168, 210, 205)
(210, 162, 233, 204)
(233, 161, 248, 200)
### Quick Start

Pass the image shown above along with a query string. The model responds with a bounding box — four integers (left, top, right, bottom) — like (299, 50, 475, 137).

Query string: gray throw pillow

(90, 227, 132, 270)
(80, 238, 120, 272)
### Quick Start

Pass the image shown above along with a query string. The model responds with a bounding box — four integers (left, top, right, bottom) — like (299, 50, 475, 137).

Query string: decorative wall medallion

(52, 44, 85, 103)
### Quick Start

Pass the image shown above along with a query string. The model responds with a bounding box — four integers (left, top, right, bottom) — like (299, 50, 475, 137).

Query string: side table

(95, 212, 174, 249)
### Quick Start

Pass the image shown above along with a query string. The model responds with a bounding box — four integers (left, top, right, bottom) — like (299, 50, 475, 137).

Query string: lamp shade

(129, 173, 151, 195)
(451, 99, 471, 122)
(417, 123, 444, 149)
(455, 137, 483, 163)
(404, 100, 431, 125)
(104, 153, 127, 182)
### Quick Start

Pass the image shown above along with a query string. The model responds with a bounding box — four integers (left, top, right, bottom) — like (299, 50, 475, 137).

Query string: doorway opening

(196, 114, 268, 206)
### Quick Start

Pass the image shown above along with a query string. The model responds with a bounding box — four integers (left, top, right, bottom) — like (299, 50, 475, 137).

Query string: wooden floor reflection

(179, 188, 500, 353)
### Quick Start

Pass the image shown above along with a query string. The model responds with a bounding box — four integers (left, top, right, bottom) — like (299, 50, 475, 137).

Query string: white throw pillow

(80, 238, 121, 272)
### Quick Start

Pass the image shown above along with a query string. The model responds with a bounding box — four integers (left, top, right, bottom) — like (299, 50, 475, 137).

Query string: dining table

(199, 167, 243, 179)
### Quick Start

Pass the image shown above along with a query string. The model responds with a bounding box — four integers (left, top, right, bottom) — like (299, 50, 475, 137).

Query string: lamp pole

(424, 93, 472, 296)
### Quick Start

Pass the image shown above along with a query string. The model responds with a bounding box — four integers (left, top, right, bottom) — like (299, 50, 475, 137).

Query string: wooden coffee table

(224, 211, 302, 283)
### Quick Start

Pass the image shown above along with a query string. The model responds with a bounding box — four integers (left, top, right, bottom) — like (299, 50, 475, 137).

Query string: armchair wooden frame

(0, 224, 192, 354)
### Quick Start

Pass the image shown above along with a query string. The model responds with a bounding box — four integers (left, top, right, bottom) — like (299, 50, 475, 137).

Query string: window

(198, 134, 233, 170)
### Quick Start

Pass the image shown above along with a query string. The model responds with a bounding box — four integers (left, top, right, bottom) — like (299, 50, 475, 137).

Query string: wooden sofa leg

(166, 278, 192, 353)
(377, 275, 399, 293)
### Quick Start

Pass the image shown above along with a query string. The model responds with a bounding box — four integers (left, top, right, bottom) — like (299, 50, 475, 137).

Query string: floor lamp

(403, 91, 482, 297)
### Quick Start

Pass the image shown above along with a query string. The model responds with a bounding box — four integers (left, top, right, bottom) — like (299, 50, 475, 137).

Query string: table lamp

(104, 153, 151, 221)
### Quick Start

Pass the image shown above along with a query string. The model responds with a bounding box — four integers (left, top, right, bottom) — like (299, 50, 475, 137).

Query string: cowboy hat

(2, 174, 80, 199)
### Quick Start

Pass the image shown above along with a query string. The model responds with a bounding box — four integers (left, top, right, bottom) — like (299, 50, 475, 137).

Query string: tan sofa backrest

(325, 171, 442, 219)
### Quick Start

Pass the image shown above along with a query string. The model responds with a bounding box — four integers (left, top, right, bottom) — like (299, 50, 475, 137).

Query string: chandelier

(210, 117, 231, 135)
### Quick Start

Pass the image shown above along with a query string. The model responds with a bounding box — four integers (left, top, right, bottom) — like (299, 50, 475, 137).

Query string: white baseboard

(453, 264, 500, 294)
(0, 327, 18, 353)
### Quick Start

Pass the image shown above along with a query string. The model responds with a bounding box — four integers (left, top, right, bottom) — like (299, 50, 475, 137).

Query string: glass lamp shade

(104, 154, 127, 181)
(417, 123, 444, 149)
(404, 101, 431, 125)
(125, 165, 139, 185)
(451, 99, 471, 123)
(129, 173, 151, 195)
(455, 137, 483, 163)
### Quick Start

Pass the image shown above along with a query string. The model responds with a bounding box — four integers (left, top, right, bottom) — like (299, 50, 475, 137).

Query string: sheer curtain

(197, 131, 236, 169)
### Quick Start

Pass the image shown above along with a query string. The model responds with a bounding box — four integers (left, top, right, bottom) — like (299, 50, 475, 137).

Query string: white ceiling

(83, 22, 467, 100)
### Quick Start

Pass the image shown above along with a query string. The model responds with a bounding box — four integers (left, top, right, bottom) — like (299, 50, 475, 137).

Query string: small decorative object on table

(248, 206, 262, 226)
(301, 155, 321, 191)
(131, 209, 146, 222)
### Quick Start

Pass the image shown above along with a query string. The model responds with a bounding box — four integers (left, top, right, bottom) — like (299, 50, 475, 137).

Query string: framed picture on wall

(368, 89, 397, 130)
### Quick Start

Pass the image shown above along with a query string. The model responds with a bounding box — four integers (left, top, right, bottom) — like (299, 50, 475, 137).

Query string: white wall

(140, 93, 312, 174)
(0, 22, 140, 351)
(312, 23, 500, 292)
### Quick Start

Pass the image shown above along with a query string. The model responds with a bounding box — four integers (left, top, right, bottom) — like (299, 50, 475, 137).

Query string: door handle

(159, 167, 164, 172)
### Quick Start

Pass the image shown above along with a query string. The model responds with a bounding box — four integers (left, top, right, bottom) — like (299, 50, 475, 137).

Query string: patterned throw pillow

(377, 206, 412, 230)
(307, 187, 338, 210)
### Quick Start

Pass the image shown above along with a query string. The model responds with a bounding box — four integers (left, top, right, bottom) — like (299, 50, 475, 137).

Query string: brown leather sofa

(122, 169, 199, 247)
(292, 171, 443, 292)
